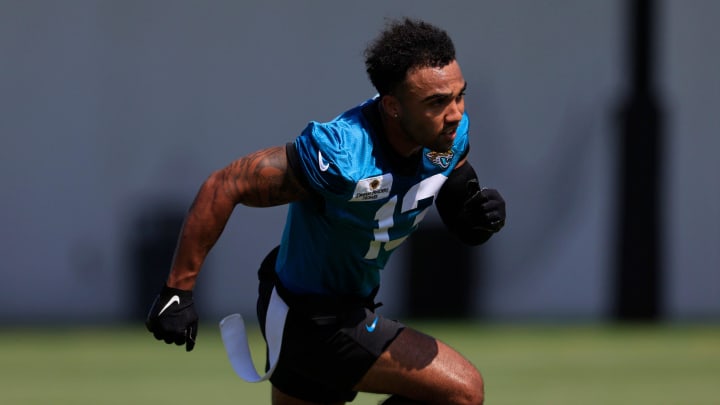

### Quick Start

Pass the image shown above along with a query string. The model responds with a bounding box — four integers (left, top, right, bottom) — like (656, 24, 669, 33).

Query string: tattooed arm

(166, 145, 308, 290)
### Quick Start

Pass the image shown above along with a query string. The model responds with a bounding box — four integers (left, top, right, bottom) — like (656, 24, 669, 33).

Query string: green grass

(1, 322, 719, 404)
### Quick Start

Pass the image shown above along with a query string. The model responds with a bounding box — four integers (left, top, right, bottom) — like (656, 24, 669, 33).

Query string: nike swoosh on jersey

(318, 151, 330, 172)
(365, 316, 379, 333)
(158, 295, 180, 315)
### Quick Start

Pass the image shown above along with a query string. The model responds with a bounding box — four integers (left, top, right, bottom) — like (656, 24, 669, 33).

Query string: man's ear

(381, 94, 401, 118)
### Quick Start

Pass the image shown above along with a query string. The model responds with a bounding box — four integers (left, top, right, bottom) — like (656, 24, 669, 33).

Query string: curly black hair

(364, 17, 456, 96)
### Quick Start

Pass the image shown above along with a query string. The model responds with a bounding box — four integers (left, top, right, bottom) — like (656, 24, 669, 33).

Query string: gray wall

(1, 0, 717, 323)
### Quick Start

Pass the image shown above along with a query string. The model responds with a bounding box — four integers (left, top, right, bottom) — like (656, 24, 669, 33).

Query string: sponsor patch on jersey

(350, 173, 393, 201)
(425, 150, 454, 169)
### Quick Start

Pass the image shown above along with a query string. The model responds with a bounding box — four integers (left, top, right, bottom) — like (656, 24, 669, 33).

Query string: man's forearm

(166, 171, 236, 290)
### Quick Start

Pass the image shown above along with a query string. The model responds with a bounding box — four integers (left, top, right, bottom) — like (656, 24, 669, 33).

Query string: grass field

(1, 321, 719, 404)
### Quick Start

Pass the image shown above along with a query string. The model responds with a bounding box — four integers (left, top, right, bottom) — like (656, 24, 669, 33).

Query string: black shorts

(256, 247, 405, 403)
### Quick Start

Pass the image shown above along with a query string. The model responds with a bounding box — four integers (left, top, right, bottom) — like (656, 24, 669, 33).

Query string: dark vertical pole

(615, 0, 664, 320)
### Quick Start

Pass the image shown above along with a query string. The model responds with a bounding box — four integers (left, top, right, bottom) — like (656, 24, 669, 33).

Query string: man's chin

(432, 138, 455, 153)
(427, 145, 453, 154)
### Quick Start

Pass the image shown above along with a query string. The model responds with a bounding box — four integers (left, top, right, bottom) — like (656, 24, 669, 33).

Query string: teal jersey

(276, 97, 470, 297)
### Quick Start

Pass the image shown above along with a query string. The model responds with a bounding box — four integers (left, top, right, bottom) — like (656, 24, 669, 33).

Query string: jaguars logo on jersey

(425, 150, 455, 169)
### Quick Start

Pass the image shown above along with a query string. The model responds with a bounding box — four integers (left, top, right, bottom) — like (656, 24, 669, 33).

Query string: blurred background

(1, 0, 718, 325)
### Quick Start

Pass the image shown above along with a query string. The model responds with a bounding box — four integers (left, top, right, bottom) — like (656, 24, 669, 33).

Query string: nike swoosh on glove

(146, 285, 198, 352)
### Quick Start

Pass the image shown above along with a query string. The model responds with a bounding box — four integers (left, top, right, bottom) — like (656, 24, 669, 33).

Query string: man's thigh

(353, 327, 484, 405)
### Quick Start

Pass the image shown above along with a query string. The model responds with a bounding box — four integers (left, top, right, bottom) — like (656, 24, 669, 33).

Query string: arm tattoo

(222, 145, 308, 207)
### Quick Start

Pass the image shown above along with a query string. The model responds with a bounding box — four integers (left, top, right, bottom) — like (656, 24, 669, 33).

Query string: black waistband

(258, 246, 381, 314)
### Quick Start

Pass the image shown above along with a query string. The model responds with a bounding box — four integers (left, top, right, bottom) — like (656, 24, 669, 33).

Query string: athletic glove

(463, 179, 506, 233)
(146, 285, 198, 352)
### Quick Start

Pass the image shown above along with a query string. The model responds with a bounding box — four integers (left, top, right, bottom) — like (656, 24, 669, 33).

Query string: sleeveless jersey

(275, 97, 470, 297)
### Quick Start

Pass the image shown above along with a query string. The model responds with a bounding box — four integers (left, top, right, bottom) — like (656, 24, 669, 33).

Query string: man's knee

(379, 372, 483, 405)
(381, 384, 483, 405)
(456, 367, 484, 405)
(379, 395, 418, 404)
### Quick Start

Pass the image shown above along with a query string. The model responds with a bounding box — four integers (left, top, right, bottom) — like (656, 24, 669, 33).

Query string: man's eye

(430, 97, 450, 107)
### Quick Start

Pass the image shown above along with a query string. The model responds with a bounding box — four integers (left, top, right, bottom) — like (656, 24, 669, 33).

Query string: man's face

(394, 60, 467, 153)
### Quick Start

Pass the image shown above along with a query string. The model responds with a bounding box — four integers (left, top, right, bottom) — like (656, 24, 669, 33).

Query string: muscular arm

(166, 145, 308, 290)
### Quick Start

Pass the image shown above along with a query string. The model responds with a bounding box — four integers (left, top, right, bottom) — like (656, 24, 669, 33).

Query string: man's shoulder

(316, 97, 375, 134)
(291, 98, 379, 196)
(300, 99, 375, 152)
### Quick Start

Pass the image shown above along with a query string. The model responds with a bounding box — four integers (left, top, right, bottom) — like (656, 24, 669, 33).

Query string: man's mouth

(441, 126, 457, 136)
